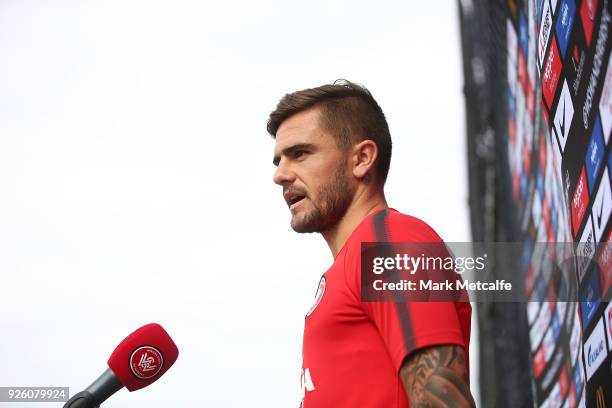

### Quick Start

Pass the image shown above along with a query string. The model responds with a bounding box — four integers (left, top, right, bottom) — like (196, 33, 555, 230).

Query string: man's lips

(284, 190, 307, 209)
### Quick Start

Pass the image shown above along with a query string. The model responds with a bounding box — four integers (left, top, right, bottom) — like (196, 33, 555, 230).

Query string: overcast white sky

(0, 1, 473, 406)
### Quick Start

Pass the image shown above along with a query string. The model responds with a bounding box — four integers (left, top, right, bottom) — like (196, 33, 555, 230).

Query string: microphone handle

(63, 391, 99, 408)
(63, 368, 123, 408)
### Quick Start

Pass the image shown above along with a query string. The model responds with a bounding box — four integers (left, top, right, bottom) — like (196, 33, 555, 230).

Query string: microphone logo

(129, 346, 164, 380)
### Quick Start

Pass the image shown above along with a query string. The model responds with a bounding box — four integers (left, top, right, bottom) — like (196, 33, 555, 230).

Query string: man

(268, 80, 474, 407)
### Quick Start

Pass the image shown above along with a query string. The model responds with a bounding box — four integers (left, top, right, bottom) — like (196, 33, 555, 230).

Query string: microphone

(63, 323, 179, 408)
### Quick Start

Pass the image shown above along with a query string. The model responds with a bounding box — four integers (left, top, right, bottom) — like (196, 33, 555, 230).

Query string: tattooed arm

(399, 345, 475, 408)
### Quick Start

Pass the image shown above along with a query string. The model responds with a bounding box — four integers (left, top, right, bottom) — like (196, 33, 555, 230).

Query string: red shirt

(300, 209, 471, 407)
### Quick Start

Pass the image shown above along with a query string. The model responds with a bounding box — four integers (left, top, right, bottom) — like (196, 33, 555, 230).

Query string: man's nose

(273, 159, 296, 186)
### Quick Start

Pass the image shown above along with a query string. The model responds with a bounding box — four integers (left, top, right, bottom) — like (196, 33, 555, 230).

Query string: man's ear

(351, 140, 378, 180)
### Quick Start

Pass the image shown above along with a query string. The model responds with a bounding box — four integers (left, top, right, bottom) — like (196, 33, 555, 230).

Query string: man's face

(273, 108, 354, 233)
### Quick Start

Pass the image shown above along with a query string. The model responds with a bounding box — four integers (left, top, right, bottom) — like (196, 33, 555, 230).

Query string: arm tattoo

(399, 345, 475, 408)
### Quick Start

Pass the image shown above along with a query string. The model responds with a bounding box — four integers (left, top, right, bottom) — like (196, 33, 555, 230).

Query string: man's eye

(295, 150, 307, 159)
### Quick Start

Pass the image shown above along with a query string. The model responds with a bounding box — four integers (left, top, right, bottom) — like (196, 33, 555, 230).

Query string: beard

(290, 164, 354, 233)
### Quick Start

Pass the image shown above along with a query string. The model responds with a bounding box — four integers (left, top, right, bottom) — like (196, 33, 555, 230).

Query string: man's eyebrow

(272, 143, 315, 166)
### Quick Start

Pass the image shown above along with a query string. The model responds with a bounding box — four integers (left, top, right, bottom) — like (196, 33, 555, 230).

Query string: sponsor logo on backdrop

(606, 302, 612, 351)
(580, 0, 599, 47)
(592, 169, 611, 241)
(559, 366, 568, 400)
(539, 0, 554, 73)
(533, 187, 543, 225)
(528, 301, 542, 324)
(583, 3, 610, 129)
(542, 349, 564, 389)
(572, 45, 586, 96)
(583, 318, 607, 380)
(519, 51, 529, 93)
(551, 312, 561, 340)
(569, 382, 576, 408)
(533, 345, 546, 378)
(553, 80, 575, 151)
(580, 268, 602, 329)
(519, 11, 529, 55)
(555, 0, 577, 58)
(578, 216, 596, 281)
(585, 117, 605, 188)
(508, 19, 519, 95)
(543, 382, 562, 408)
(599, 230, 612, 293)
(572, 167, 590, 236)
(543, 37, 562, 110)
(599, 55, 612, 143)
(530, 304, 551, 351)
(538, 0, 545, 26)
(528, 1, 537, 86)
(569, 308, 581, 364)
(551, 132, 564, 184)
(573, 358, 584, 400)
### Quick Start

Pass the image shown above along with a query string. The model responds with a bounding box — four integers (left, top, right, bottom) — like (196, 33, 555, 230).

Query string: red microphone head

(107, 323, 179, 391)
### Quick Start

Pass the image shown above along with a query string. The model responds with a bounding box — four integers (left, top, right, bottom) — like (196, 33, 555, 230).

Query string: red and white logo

(130, 346, 164, 380)
(542, 37, 562, 110)
(572, 167, 590, 236)
(533, 346, 546, 379)
(580, 0, 598, 47)
(306, 276, 326, 317)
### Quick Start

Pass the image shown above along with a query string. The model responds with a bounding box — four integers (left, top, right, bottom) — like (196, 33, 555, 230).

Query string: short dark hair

(267, 79, 392, 184)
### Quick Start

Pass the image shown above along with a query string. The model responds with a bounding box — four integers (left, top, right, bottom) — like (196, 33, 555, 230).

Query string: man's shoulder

(351, 208, 444, 243)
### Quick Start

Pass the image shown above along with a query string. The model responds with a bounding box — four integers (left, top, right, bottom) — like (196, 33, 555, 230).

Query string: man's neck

(322, 189, 388, 258)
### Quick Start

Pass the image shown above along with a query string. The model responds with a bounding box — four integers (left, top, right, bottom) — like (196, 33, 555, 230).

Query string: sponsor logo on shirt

(306, 275, 326, 317)
(583, 317, 607, 380)
(299, 367, 315, 407)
